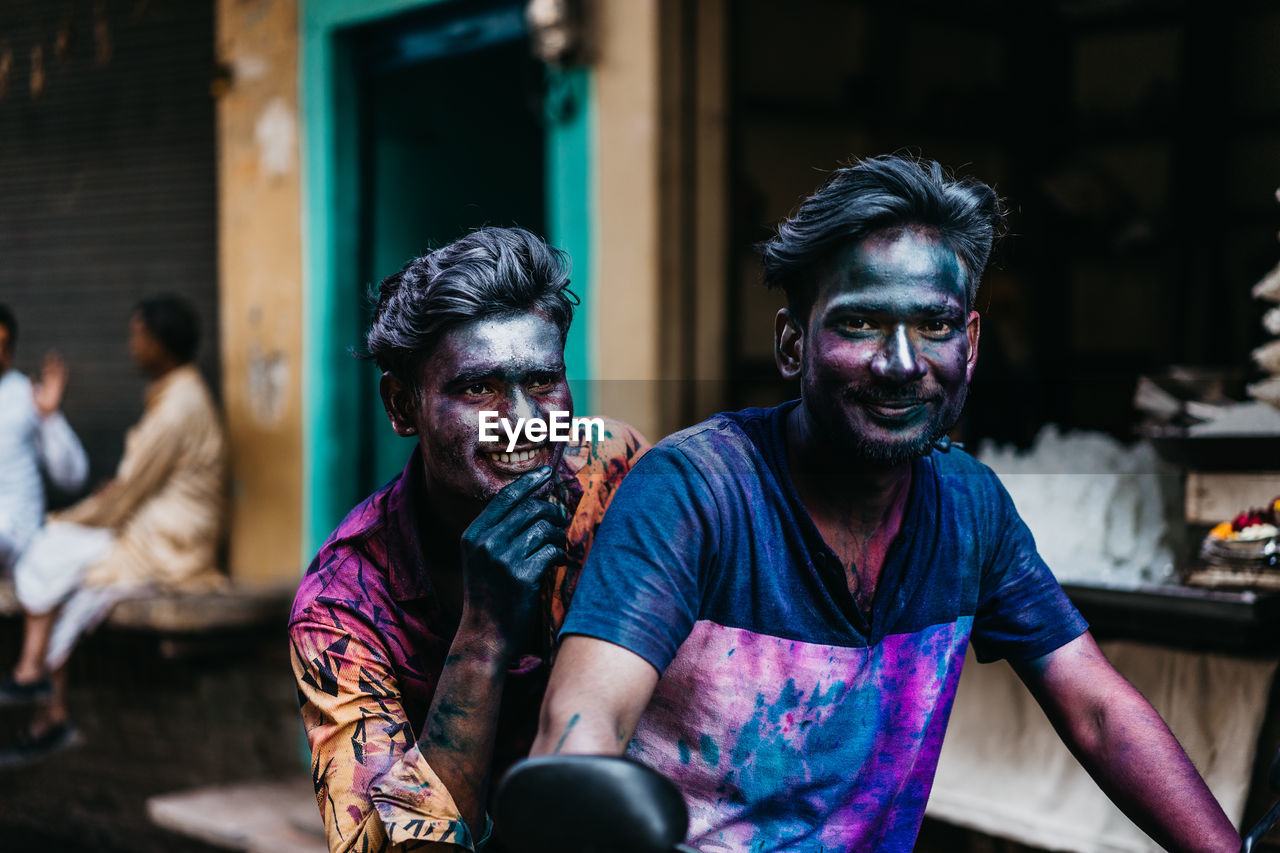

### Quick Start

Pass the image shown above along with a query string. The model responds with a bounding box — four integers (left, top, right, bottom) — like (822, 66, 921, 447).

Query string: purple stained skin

(788, 226, 980, 468)
(391, 312, 573, 532)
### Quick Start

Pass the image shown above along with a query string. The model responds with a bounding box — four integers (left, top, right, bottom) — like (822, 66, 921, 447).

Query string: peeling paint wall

(216, 0, 303, 582)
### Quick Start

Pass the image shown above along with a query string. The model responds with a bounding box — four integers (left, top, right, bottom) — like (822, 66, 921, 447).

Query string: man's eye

(528, 373, 558, 392)
(464, 383, 493, 396)
(841, 318, 873, 332)
(921, 320, 954, 336)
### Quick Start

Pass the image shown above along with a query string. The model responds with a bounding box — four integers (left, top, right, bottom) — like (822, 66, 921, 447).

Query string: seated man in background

(0, 293, 227, 765)
(0, 303, 88, 573)
(290, 227, 646, 851)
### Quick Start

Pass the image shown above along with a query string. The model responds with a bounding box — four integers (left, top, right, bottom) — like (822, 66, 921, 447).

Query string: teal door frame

(299, 0, 596, 556)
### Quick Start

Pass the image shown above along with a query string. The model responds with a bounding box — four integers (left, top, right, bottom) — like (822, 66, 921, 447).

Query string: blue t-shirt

(562, 401, 1087, 853)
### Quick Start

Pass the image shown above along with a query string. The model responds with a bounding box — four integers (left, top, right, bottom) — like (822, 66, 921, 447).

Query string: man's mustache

(847, 385, 938, 405)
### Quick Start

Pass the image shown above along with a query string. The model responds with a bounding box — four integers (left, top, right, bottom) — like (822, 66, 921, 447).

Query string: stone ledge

(147, 778, 326, 853)
(0, 576, 296, 633)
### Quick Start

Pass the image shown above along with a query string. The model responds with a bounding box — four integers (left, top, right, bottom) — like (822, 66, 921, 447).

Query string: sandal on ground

(0, 675, 53, 706)
(0, 722, 82, 768)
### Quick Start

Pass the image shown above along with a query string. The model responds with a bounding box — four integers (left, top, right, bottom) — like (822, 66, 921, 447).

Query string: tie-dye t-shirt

(562, 401, 1087, 853)
(290, 419, 647, 853)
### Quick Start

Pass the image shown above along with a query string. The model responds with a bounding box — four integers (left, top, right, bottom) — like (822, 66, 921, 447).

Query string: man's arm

(292, 618, 458, 853)
(1011, 631, 1241, 853)
(410, 466, 568, 838)
(31, 352, 88, 494)
(531, 634, 659, 756)
(294, 469, 569, 852)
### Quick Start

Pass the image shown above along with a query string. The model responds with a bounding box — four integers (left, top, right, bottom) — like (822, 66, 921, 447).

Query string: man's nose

(502, 387, 543, 429)
(870, 325, 926, 383)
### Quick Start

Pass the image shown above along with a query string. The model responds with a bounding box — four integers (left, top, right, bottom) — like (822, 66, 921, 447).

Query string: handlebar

(496, 749, 1280, 853)
(493, 755, 693, 853)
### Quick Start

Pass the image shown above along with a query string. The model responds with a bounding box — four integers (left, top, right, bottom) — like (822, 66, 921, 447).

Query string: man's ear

(775, 308, 804, 382)
(965, 310, 981, 384)
(379, 372, 418, 437)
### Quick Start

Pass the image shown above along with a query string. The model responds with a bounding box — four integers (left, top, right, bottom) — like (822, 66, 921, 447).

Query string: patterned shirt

(290, 419, 647, 852)
(562, 402, 1087, 852)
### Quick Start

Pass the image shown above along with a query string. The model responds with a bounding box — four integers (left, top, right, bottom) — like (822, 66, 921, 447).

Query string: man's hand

(32, 351, 69, 418)
(458, 466, 568, 654)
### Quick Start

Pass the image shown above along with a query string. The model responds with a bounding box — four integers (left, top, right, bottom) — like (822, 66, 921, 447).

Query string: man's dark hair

(759, 154, 1004, 321)
(366, 226, 575, 386)
(135, 293, 200, 364)
(0, 304, 15, 348)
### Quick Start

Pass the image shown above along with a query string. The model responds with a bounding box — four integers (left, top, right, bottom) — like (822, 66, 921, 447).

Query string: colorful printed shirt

(562, 401, 1087, 853)
(290, 419, 647, 853)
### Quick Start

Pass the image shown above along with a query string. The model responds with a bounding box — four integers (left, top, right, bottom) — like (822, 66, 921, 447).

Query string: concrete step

(146, 777, 326, 853)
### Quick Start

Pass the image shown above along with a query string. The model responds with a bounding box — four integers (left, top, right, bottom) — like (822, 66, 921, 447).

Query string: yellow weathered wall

(592, 0, 730, 441)
(591, 0, 665, 442)
(215, 0, 303, 583)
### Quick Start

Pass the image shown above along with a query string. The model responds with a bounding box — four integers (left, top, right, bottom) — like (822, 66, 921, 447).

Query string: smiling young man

(531, 156, 1241, 852)
(289, 227, 646, 852)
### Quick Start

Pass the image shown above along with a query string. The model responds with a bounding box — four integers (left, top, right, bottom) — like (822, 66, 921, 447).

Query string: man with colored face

(289, 227, 646, 852)
(532, 156, 1240, 852)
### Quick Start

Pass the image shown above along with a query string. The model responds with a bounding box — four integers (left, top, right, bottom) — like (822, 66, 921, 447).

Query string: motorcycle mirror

(494, 755, 690, 853)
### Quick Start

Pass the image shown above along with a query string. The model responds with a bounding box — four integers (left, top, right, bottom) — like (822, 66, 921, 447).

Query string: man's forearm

(532, 701, 630, 756)
(531, 635, 660, 757)
(1021, 644, 1241, 853)
(1072, 688, 1239, 851)
(414, 623, 512, 838)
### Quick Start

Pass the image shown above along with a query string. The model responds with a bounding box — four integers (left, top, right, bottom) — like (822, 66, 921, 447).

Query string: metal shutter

(0, 0, 218, 495)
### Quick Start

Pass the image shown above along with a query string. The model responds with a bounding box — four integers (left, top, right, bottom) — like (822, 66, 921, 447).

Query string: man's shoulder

(0, 370, 33, 405)
(564, 415, 647, 460)
(290, 480, 400, 628)
(923, 444, 1017, 534)
(150, 365, 221, 425)
(561, 415, 649, 483)
(928, 444, 1007, 492)
(658, 407, 769, 457)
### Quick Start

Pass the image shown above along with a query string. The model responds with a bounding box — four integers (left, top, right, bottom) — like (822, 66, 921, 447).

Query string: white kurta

(52, 363, 228, 587)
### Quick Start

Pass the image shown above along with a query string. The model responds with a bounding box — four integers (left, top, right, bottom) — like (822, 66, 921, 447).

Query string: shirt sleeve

(560, 443, 718, 674)
(34, 411, 88, 494)
(969, 473, 1089, 664)
(290, 616, 478, 852)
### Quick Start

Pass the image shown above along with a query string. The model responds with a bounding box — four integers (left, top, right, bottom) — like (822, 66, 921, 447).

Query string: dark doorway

(351, 0, 547, 491)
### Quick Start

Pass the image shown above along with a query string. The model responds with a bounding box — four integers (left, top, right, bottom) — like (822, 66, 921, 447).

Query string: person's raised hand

(458, 466, 569, 654)
(32, 351, 69, 418)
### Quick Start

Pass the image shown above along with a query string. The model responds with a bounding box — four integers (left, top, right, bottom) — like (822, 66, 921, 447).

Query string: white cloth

(12, 520, 142, 670)
(13, 520, 114, 614)
(0, 369, 88, 569)
(926, 641, 1278, 852)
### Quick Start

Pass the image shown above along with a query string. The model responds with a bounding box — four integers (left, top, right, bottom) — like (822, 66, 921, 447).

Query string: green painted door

(302, 0, 595, 553)
(355, 12, 547, 488)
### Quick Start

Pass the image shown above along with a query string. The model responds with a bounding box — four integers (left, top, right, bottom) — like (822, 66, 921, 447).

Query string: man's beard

(809, 381, 969, 469)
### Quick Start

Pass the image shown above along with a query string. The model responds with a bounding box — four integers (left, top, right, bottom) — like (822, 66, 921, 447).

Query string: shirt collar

(385, 446, 435, 603)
